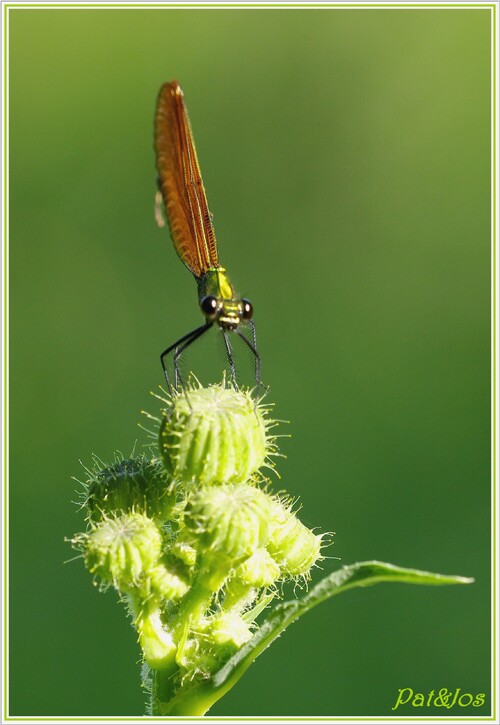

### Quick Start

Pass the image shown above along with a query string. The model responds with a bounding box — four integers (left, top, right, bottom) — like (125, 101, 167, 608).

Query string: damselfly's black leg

(236, 326, 263, 398)
(222, 330, 238, 388)
(248, 319, 259, 383)
(173, 322, 213, 392)
(160, 322, 212, 394)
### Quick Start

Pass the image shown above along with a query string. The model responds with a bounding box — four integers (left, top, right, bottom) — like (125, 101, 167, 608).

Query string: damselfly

(154, 80, 260, 393)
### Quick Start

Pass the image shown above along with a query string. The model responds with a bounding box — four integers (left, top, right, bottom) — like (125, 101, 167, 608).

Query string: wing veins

(155, 81, 219, 277)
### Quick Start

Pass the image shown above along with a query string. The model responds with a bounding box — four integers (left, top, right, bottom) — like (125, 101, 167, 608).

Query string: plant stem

(150, 561, 474, 716)
(151, 675, 216, 716)
(151, 666, 182, 715)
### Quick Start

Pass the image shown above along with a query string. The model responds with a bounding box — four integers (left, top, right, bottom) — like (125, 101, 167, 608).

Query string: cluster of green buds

(71, 381, 326, 685)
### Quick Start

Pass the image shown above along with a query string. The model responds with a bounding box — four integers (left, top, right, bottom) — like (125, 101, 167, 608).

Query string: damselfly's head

(200, 295, 253, 330)
(198, 267, 253, 330)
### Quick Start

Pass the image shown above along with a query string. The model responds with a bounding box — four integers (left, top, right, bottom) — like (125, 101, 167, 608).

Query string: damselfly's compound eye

(241, 299, 253, 320)
(200, 295, 218, 318)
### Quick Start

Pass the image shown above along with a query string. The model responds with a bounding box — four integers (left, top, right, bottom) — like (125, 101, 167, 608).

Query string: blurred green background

(8, 6, 492, 718)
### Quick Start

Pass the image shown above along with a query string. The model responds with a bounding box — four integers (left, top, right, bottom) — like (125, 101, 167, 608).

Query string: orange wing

(154, 81, 219, 278)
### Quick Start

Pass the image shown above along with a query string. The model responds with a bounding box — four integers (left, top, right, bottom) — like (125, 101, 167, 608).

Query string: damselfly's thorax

(198, 267, 253, 331)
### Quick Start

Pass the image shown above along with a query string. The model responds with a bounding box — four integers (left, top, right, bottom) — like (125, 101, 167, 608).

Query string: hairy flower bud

(209, 611, 253, 648)
(149, 563, 189, 600)
(267, 499, 323, 577)
(80, 512, 163, 589)
(234, 548, 281, 588)
(184, 483, 272, 564)
(169, 538, 197, 568)
(84, 454, 172, 522)
(130, 597, 176, 670)
(158, 383, 274, 486)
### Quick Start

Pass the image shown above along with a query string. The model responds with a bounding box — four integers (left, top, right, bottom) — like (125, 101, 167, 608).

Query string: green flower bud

(137, 609, 175, 670)
(149, 563, 188, 600)
(158, 383, 274, 486)
(184, 483, 272, 564)
(209, 611, 253, 648)
(80, 512, 163, 589)
(234, 547, 280, 588)
(129, 597, 176, 670)
(83, 454, 172, 522)
(175, 635, 218, 675)
(169, 539, 197, 568)
(222, 581, 258, 613)
(267, 499, 323, 577)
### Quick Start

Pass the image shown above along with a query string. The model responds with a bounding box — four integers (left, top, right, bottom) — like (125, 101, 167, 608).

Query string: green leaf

(159, 560, 473, 715)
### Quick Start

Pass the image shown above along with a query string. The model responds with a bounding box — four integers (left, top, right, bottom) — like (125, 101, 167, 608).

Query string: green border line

(491, 9, 496, 724)
(3, 0, 9, 721)
(1, 715, 494, 722)
(1, 2, 499, 9)
(1, 1, 497, 723)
